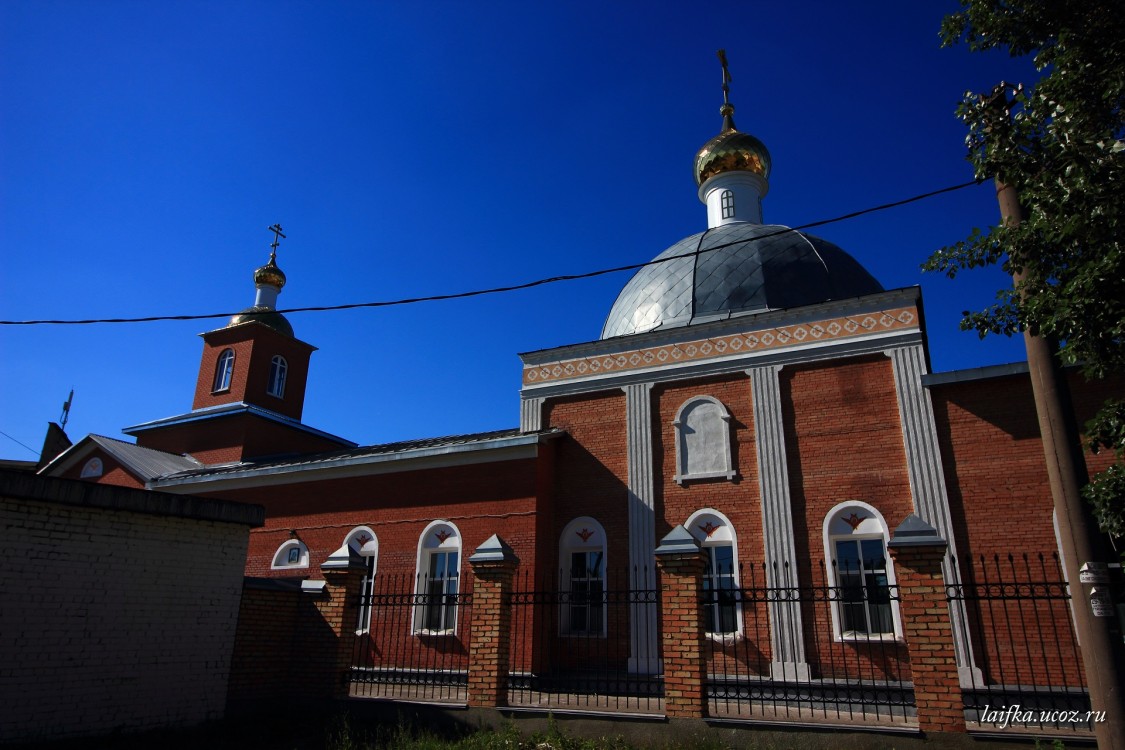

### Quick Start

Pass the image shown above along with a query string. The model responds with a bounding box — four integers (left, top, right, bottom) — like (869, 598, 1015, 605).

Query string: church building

(39, 68, 1116, 690)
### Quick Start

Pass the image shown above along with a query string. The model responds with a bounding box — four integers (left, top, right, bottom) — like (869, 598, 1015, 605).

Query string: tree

(925, 0, 1125, 539)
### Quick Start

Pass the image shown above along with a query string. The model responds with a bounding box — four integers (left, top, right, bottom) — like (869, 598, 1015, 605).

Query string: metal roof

(89, 435, 203, 478)
(155, 427, 562, 483)
(601, 223, 883, 339)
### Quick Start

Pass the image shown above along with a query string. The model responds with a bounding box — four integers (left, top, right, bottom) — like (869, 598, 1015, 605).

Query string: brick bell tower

(125, 226, 354, 463)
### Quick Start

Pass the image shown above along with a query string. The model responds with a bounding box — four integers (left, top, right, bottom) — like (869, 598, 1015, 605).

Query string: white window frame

(413, 520, 462, 636)
(271, 538, 309, 570)
(720, 189, 736, 219)
(267, 355, 288, 398)
(673, 395, 737, 484)
(559, 517, 607, 637)
(822, 501, 901, 641)
(213, 348, 235, 393)
(344, 526, 379, 633)
(686, 508, 743, 639)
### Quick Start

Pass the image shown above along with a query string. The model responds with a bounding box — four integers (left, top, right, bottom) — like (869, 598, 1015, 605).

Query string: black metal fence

(349, 570, 474, 703)
(703, 561, 913, 726)
(949, 553, 1095, 734)
(506, 567, 663, 714)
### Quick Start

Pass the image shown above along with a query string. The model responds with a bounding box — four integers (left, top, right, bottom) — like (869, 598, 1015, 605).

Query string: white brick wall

(0, 496, 251, 742)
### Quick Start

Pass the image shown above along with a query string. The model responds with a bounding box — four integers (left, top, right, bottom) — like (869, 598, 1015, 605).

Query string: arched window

(823, 502, 900, 639)
(414, 520, 461, 634)
(559, 517, 606, 636)
(213, 349, 235, 392)
(686, 509, 741, 635)
(271, 538, 309, 570)
(267, 355, 287, 398)
(720, 189, 736, 219)
(673, 396, 736, 484)
(80, 457, 103, 479)
(343, 526, 378, 632)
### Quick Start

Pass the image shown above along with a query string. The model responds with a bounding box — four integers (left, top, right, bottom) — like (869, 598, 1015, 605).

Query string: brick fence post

(888, 514, 965, 734)
(315, 545, 368, 700)
(467, 534, 519, 708)
(654, 525, 707, 719)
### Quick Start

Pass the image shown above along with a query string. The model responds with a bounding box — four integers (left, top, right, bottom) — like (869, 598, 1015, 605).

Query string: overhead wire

(0, 178, 984, 327)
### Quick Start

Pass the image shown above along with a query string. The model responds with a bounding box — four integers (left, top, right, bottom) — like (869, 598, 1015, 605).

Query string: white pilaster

(520, 396, 544, 433)
(623, 382, 660, 673)
(749, 365, 810, 681)
(887, 344, 982, 685)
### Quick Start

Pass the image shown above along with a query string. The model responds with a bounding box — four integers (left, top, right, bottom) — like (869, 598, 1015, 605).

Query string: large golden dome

(693, 104, 771, 186)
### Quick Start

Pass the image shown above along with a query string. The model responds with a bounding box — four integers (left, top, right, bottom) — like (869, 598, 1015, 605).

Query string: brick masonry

(0, 477, 256, 743)
(890, 543, 966, 734)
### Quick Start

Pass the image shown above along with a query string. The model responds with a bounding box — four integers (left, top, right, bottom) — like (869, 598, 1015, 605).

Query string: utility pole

(989, 85, 1125, 747)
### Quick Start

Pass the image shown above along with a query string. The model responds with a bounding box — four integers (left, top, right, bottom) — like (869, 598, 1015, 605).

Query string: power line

(0, 429, 39, 457)
(0, 178, 984, 327)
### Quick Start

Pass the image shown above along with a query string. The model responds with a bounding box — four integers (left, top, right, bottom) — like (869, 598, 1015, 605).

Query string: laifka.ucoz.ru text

(982, 704, 1106, 729)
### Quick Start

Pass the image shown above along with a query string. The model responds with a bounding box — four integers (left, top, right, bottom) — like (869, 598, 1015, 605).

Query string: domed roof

(694, 104, 771, 186)
(228, 306, 295, 338)
(254, 253, 287, 289)
(600, 222, 884, 339)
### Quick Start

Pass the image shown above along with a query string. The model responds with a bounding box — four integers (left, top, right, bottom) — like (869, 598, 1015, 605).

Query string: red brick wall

(654, 375, 763, 563)
(57, 450, 144, 489)
(191, 324, 314, 421)
(134, 412, 346, 463)
(930, 369, 1120, 688)
(781, 355, 913, 681)
(225, 584, 300, 715)
(544, 392, 629, 583)
(933, 370, 1121, 560)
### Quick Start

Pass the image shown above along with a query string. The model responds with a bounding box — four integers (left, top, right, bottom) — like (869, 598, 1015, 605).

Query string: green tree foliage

(925, 0, 1125, 537)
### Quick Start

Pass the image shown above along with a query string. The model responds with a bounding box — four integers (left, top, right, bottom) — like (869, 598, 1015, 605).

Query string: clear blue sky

(0, 1, 1038, 460)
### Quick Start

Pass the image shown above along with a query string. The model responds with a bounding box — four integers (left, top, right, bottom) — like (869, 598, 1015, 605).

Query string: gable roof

(38, 434, 202, 482)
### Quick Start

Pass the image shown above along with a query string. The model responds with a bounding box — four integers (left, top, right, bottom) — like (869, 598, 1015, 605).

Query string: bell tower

(126, 225, 354, 462)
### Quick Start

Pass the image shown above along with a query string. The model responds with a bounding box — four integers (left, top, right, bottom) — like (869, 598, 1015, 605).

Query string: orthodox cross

(267, 223, 286, 261)
(717, 49, 732, 106)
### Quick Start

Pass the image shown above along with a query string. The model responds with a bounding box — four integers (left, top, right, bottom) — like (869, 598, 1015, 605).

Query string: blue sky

(0, 1, 1038, 460)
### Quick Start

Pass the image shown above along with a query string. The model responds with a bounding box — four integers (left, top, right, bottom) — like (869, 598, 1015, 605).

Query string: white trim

(80, 457, 104, 479)
(267, 354, 288, 398)
(271, 539, 309, 570)
(559, 516, 608, 637)
(685, 508, 744, 637)
(344, 526, 379, 633)
(821, 501, 902, 641)
(413, 520, 462, 636)
(673, 396, 736, 484)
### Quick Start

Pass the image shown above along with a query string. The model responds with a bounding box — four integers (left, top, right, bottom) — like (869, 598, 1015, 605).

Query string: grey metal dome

(600, 223, 884, 339)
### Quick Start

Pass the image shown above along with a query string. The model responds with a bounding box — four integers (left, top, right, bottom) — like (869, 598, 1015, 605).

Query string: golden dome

(228, 306, 294, 338)
(254, 253, 287, 289)
(693, 104, 771, 186)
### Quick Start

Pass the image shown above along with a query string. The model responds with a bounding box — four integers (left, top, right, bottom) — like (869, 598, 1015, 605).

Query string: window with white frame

(267, 355, 288, 398)
(271, 538, 309, 570)
(344, 526, 378, 632)
(686, 509, 741, 635)
(673, 396, 736, 484)
(823, 502, 899, 639)
(559, 517, 606, 636)
(720, 189, 735, 219)
(414, 521, 461, 634)
(213, 348, 235, 392)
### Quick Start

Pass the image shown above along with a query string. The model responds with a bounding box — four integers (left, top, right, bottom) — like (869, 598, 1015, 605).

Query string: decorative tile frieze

(524, 306, 918, 386)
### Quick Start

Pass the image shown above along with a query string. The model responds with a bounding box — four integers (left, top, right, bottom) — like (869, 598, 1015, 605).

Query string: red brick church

(39, 75, 1116, 718)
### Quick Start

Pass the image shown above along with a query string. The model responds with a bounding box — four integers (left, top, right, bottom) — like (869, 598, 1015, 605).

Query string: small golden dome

(254, 253, 287, 289)
(693, 104, 772, 186)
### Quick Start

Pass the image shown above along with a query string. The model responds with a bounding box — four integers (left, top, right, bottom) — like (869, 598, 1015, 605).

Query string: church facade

(39, 82, 1116, 696)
